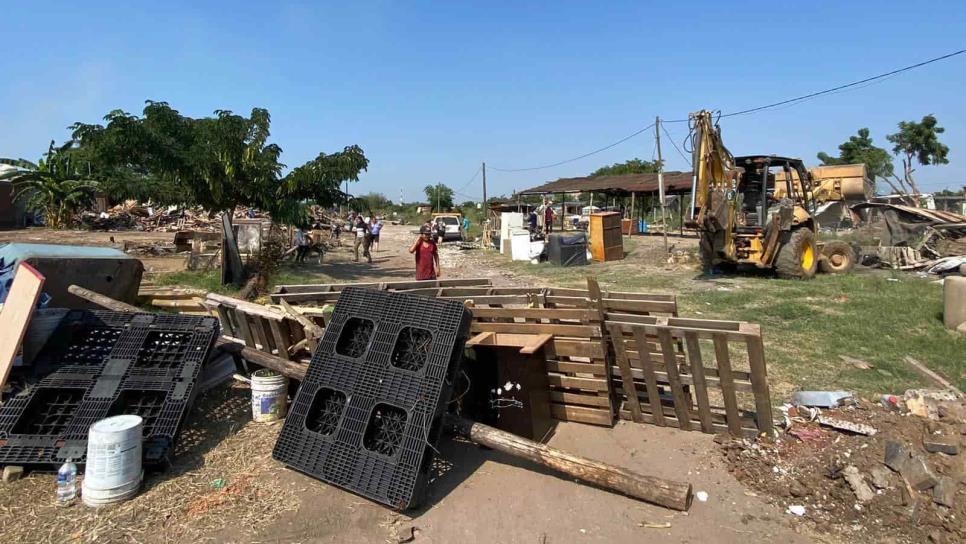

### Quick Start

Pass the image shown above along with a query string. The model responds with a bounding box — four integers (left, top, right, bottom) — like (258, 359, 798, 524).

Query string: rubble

(923, 437, 960, 455)
(842, 465, 875, 502)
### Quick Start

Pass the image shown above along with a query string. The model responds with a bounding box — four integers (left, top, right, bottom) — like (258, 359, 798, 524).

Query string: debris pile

(854, 203, 966, 275)
(720, 390, 966, 543)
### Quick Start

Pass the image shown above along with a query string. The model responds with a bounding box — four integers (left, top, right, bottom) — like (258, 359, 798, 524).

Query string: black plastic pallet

(0, 311, 218, 468)
(273, 287, 470, 510)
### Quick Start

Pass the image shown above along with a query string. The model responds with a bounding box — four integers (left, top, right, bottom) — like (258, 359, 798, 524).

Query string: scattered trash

(211, 478, 226, 490)
(639, 522, 672, 529)
(82, 415, 144, 507)
(695, 491, 709, 502)
(786, 505, 806, 516)
(879, 394, 901, 411)
(791, 391, 854, 408)
(816, 415, 877, 436)
(1, 465, 23, 483)
(787, 425, 825, 442)
(904, 388, 961, 419)
(55, 459, 77, 506)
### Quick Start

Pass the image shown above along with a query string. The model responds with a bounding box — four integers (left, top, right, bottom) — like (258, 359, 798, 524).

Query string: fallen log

(67, 284, 308, 381)
(443, 414, 693, 511)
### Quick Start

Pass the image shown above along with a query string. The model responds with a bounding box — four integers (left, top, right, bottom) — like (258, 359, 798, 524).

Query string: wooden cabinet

(588, 212, 623, 262)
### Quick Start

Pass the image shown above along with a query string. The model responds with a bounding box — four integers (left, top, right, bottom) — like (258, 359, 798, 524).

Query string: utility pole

(655, 116, 669, 254)
(436, 183, 441, 212)
(482, 162, 487, 208)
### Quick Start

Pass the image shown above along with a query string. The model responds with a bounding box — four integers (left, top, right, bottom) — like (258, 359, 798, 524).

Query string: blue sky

(2, 1, 965, 202)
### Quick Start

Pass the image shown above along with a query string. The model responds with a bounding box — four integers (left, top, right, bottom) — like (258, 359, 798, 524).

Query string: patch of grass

(680, 273, 966, 395)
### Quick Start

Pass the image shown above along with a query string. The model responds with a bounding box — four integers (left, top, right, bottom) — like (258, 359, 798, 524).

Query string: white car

(434, 215, 463, 241)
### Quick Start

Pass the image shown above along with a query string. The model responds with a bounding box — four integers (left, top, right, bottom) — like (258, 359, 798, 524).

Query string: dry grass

(0, 385, 297, 544)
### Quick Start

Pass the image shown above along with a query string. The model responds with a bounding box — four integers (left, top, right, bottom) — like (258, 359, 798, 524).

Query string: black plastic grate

(390, 327, 432, 372)
(335, 317, 374, 358)
(11, 388, 85, 436)
(273, 287, 471, 510)
(305, 388, 347, 436)
(0, 310, 219, 468)
(108, 390, 168, 438)
(363, 404, 408, 457)
(134, 331, 194, 370)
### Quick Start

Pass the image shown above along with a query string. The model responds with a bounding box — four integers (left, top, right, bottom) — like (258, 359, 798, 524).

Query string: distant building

(415, 204, 433, 214)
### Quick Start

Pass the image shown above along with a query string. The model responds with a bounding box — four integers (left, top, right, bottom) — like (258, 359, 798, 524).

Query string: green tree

(817, 128, 895, 180)
(1, 142, 99, 228)
(589, 158, 661, 177)
(69, 101, 368, 224)
(350, 192, 392, 213)
(886, 115, 950, 199)
(424, 183, 454, 211)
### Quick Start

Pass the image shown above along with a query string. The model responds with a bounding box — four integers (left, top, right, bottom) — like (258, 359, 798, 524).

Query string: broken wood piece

(838, 355, 873, 370)
(0, 263, 45, 394)
(443, 413, 692, 511)
(842, 465, 875, 502)
(279, 298, 324, 338)
(816, 415, 876, 436)
(67, 284, 309, 382)
(902, 356, 964, 397)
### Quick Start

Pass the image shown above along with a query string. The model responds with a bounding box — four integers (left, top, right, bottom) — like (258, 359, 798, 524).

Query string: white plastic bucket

(251, 370, 288, 422)
(82, 415, 143, 507)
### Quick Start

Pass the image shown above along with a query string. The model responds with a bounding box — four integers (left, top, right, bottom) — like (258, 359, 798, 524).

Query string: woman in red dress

(409, 225, 441, 280)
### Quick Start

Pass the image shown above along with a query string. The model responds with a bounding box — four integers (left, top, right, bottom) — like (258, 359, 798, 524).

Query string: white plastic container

(82, 415, 143, 507)
(251, 369, 288, 422)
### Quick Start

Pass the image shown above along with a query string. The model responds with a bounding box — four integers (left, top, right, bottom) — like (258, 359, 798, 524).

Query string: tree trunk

(444, 414, 693, 511)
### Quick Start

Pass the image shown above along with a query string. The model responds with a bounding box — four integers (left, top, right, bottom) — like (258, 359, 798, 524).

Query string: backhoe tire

(818, 240, 856, 274)
(775, 228, 818, 280)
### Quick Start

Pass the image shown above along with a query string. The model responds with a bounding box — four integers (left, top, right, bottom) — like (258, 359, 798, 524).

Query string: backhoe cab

(689, 111, 855, 279)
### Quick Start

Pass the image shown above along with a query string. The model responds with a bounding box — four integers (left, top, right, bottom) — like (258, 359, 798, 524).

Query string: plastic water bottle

(56, 459, 77, 505)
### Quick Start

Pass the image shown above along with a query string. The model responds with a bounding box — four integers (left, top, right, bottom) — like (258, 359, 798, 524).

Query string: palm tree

(0, 142, 99, 228)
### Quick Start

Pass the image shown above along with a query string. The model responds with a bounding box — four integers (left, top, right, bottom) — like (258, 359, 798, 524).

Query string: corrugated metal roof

(518, 171, 693, 195)
(852, 202, 966, 224)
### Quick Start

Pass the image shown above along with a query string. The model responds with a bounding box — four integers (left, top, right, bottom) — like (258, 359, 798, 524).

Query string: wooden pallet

(605, 314, 773, 438)
(137, 286, 210, 315)
(205, 293, 311, 361)
(269, 278, 494, 304)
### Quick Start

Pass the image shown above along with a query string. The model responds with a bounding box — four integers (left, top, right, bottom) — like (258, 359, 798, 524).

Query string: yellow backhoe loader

(687, 110, 869, 279)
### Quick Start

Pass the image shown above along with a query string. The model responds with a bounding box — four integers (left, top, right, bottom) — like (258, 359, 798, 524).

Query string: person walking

(369, 216, 384, 252)
(352, 216, 371, 263)
(544, 204, 554, 234)
(409, 225, 440, 280)
(294, 226, 312, 264)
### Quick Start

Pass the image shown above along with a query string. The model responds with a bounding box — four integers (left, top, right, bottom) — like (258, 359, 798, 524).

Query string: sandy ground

(0, 225, 814, 543)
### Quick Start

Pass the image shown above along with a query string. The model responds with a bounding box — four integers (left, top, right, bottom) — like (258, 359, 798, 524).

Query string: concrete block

(945, 276, 966, 330)
(2, 466, 23, 483)
(924, 437, 960, 455)
(933, 476, 957, 507)
(885, 441, 910, 471)
(903, 456, 940, 491)
(870, 465, 893, 489)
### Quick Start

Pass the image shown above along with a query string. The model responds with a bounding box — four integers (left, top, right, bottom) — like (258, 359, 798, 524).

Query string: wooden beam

(0, 263, 45, 393)
(445, 415, 691, 510)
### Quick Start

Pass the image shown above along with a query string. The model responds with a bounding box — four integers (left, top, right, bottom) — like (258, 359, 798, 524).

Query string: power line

(455, 164, 482, 192)
(490, 122, 655, 172)
(660, 123, 690, 166)
(664, 48, 965, 122)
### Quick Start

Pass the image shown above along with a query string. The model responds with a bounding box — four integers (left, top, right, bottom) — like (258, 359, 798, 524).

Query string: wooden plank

(274, 277, 492, 294)
(470, 321, 601, 338)
(745, 332, 774, 435)
(469, 307, 598, 321)
(520, 333, 554, 355)
(545, 360, 606, 375)
(547, 374, 609, 392)
(549, 404, 613, 426)
(550, 391, 612, 407)
(0, 263, 44, 392)
(213, 305, 237, 337)
(617, 404, 759, 439)
(268, 320, 292, 361)
(607, 322, 643, 422)
(713, 334, 743, 436)
(657, 329, 691, 431)
(148, 298, 206, 309)
(233, 308, 256, 347)
(250, 317, 273, 353)
(631, 326, 665, 427)
(553, 339, 606, 358)
(603, 299, 678, 315)
(207, 293, 286, 321)
(440, 295, 532, 306)
(685, 331, 714, 433)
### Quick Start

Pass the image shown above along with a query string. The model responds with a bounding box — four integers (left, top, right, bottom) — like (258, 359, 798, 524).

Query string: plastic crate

(273, 287, 470, 509)
(0, 312, 218, 468)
